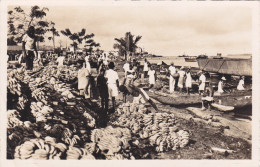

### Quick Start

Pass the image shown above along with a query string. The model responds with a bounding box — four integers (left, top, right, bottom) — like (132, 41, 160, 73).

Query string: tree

(114, 32, 142, 60)
(84, 35, 100, 55)
(61, 28, 100, 54)
(48, 22, 59, 50)
(7, 6, 50, 45)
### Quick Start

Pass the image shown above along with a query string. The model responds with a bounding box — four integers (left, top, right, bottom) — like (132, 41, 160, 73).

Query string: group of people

(168, 62, 193, 94)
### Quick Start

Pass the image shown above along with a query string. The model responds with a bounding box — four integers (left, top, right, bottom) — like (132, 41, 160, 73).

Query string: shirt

(169, 66, 176, 76)
(148, 70, 156, 84)
(57, 56, 65, 67)
(78, 68, 89, 89)
(123, 63, 130, 72)
(22, 34, 36, 51)
(178, 70, 186, 78)
(85, 61, 91, 76)
(143, 62, 149, 71)
(237, 79, 245, 90)
(199, 74, 206, 83)
(105, 69, 119, 85)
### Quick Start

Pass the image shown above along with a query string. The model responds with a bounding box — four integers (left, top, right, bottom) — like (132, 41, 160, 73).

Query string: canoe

(147, 91, 251, 108)
(211, 103, 234, 112)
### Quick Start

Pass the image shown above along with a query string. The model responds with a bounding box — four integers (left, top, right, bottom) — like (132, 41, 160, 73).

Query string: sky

(9, 4, 252, 56)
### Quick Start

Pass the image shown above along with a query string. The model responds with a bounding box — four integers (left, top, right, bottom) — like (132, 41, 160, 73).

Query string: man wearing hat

(168, 62, 176, 93)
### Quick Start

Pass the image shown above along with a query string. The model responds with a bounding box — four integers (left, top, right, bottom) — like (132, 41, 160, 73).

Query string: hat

(221, 76, 226, 80)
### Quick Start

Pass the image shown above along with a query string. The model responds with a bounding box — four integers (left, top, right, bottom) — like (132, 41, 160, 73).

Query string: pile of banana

(7, 110, 23, 128)
(14, 137, 67, 159)
(90, 126, 132, 158)
(112, 102, 190, 152)
(30, 102, 53, 122)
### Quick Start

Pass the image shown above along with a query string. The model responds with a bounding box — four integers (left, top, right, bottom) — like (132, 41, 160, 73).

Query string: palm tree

(114, 32, 142, 60)
(61, 28, 98, 54)
(48, 22, 59, 50)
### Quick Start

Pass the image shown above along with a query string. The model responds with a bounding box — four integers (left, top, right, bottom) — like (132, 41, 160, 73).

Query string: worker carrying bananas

(119, 70, 159, 112)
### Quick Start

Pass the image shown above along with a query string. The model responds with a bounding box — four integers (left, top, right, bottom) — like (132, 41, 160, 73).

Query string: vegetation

(8, 6, 50, 45)
(61, 28, 100, 54)
(114, 32, 142, 60)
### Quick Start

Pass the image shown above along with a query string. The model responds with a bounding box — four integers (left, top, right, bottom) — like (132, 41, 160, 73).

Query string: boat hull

(197, 58, 252, 76)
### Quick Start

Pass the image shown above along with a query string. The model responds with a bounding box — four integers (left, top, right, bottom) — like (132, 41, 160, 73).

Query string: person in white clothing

(185, 67, 192, 94)
(198, 71, 206, 95)
(168, 62, 176, 93)
(237, 76, 245, 90)
(148, 65, 156, 91)
(56, 54, 65, 67)
(143, 58, 149, 78)
(178, 66, 186, 92)
(105, 62, 119, 111)
(22, 26, 38, 70)
(217, 76, 226, 93)
(77, 60, 91, 101)
(123, 61, 130, 78)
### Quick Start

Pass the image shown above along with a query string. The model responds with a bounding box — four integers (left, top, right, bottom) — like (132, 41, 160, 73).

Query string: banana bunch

(7, 110, 23, 128)
(30, 102, 53, 123)
(61, 128, 80, 146)
(106, 153, 127, 160)
(17, 95, 28, 110)
(61, 90, 75, 99)
(90, 126, 132, 156)
(66, 146, 92, 159)
(83, 112, 96, 128)
(177, 130, 190, 148)
(31, 88, 48, 104)
(7, 76, 22, 95)
(64, 135, 80, 146)
(14, 138, 67, 160)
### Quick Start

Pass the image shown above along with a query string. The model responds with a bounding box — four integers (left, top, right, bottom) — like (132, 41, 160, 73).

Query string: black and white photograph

(1, 0, 260, 166)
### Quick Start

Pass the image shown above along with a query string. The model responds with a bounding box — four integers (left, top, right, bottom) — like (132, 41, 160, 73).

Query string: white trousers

(169, 76, 175, 93)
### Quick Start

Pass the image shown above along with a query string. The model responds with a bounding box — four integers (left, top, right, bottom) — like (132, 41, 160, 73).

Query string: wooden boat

(211, 103, 234, 112)
(197, 57, 252, 76)
(147, 91, 251, 107)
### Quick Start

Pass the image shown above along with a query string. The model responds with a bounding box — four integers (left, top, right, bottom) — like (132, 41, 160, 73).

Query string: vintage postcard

(0, 0, 259, 167)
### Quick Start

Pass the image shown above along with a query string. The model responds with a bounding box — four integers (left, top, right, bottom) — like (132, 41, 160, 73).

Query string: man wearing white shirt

(105, 62, 119, 111)
(168, 62, 176, 93)
(123, 61, 130, 78)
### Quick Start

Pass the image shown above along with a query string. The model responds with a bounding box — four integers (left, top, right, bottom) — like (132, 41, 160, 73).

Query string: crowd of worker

(16, 26, 247, 113)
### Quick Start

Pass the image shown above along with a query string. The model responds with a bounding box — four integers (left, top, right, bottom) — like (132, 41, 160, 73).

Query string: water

(141, 56, 199, 68)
